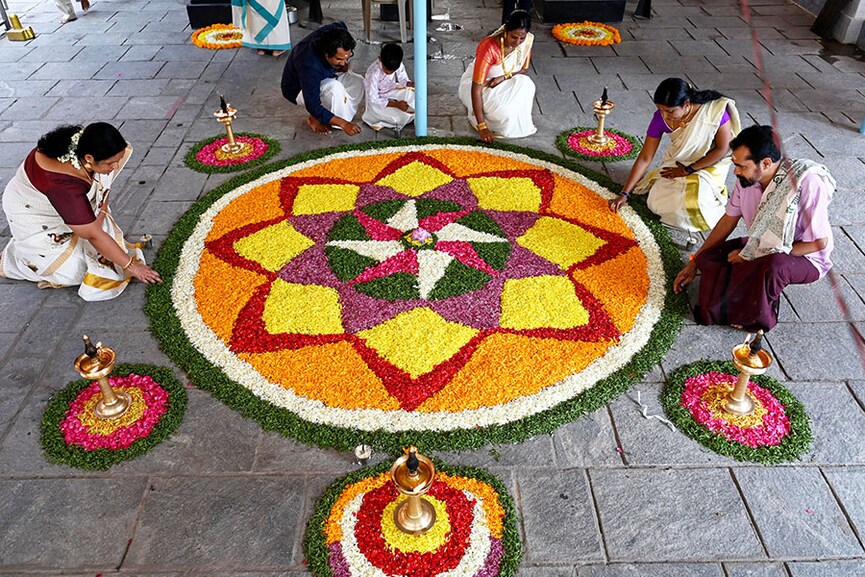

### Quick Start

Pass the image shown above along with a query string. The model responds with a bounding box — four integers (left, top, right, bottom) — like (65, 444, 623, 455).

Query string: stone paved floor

(1, 0, 865, 575)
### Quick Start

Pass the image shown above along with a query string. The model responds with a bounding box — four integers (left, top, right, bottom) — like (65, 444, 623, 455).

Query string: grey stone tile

(119, 45, 163, 61)
(113, 389, 260, 474)
(553, 407, 622, 468)
(736, 467, 863, 558)
(71, 45, 131, 62)
(841, 226, 865, 259)
(253, 434, 365, 474)
(149, 167, 208, 201)
(95, 61, 166, 81)
(18, 45, 83, 63)
(106, 79, 170, 97)
(156, 60, 210, 80)
(0, 80, 57, 99)
(519, 566, 574, 577)
(0, 142, 36, 169)
(787, 560, 865, 576)
(123, 476, 304, 568)
(28, 61, 105, 81)
(723, 563, 788, 577)
(0, 356, 46, 437)
(609, 383, 730, 465)
(436, 434, 558, 469)
(115, 95, 187, 120)
(822, 466, 865, 547)
(786, 382, 865, 464)
(767, 323, 865, 381)
(591, 468, 762, 561)
(784, 276, 865, 322)
(43, 96, 128, 121)
(577, 564, 723, 577)
(11, 305, 80, 358)
(44, 79, 116, 97)
(0, 97, 60, 121)
(0, 478, 147, 568)
(517, 469, 604, 563)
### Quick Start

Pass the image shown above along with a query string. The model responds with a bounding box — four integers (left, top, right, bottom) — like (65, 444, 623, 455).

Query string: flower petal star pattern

(173, 145, 668, 438)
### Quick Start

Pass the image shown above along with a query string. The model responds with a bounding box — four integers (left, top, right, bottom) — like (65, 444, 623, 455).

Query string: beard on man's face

(737, 175, 757, 187)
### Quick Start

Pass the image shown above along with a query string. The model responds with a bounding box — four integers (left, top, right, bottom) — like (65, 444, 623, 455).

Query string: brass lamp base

(394, 495, 437, 535)
(587, 133, 611, 145)
(94, 388, 132, 420)
(220, 142, 244, 154)
(723, 391, 755, 415)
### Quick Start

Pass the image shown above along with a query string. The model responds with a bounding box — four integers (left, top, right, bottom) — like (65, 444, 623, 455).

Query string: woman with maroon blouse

(1, 123, 161, 300)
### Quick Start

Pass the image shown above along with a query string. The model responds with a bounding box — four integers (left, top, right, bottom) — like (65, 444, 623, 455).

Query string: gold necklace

(500, 35, 519, 79)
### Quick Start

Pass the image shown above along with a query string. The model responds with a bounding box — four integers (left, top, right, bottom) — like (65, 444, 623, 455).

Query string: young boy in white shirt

(362, 43, 415, 135)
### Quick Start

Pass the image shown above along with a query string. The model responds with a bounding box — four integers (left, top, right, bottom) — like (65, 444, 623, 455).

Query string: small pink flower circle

(566, 129, 634, 158)
(196, 136, 270, 167)
(680, 372, 791, 447)
(59, 374, 170, 451)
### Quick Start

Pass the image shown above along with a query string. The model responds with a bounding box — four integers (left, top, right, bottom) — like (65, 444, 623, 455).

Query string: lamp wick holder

(725, 330, 773, 416)
(588, 99, 616, 145)
(73, 335, 131, 420)
(213, 105, 244, 154)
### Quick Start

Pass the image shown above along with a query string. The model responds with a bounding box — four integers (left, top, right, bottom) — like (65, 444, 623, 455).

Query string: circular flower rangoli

(192, 23, 243, 49)
(41, 364, 187, 470)
(185, 133, 281, 173)
(552, 22, 621, 46)
(556, 127, 641, 163)
(150, 141, 682, 450)
(662, 360, 812, 463)
(305, 463, 520, 577)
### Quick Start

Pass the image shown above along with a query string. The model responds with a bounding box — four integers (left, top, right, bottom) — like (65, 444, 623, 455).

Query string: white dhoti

(362, 87, 415, 131)
(299, 71, 365, 123)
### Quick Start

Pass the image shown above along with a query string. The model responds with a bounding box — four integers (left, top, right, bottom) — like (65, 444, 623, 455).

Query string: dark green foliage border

(145, 137, 686, 454)
(555, 127, 641, 163)
(661, 360, 812, 463)
(183, 132, 282, 173)
(40, 364, 187, 470)
(303, 459, 522, 577)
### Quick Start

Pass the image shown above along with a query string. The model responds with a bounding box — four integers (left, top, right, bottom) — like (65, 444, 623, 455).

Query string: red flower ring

(355, 482, 474, 577)
(196, 135, 270, 167)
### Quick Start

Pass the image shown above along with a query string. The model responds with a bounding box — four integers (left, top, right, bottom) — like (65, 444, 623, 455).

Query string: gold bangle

(122, 255, 136, 270)
(476, 122, 488, 132)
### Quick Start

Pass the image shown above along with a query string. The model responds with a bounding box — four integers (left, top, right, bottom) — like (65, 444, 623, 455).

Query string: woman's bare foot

(271, 50, 285, 57)
(307, 115, 331, 134)
(257, 49, 267, 56)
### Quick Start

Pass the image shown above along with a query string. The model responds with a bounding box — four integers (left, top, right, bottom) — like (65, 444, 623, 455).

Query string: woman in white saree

(458, 10, 536, 143)
(1, 123, 162, 301)
(231, 0, 292, 57)
(608, 77, 741, 233)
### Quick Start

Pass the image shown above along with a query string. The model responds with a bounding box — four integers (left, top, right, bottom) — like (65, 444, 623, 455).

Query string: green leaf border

(183, 132, 282, 174)
(302, 459, 522, 577)
(145, 137, 686, 454)
(555, 127, 641, 163)
(661, 360, 812, 463)
(40, 364, 188, 470)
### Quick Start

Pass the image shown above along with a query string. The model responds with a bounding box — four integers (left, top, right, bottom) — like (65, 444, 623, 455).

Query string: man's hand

(673, 261, 697, 294)
(727, 249, 745, 264)
(388, 100, 410, 112)
(406, 81, 415, 88)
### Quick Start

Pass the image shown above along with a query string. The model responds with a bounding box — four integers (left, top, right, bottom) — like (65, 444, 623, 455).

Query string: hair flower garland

(304, 461, 522, 577)
(58, 129, 84, 169)
(192, 23, 243, 49)
(40, 364, 187, 470)
(661, 360, 812, 463)
(552, 22, 621, 46)
(556, 127, 641, 163)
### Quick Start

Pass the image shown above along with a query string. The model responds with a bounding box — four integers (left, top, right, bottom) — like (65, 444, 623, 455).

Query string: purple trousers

(694, 238, 820, 332)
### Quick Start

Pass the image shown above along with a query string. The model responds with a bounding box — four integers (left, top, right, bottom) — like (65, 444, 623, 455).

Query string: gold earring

(84, 161, 92, 171)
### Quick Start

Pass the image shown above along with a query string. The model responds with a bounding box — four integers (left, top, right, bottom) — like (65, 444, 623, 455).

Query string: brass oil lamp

(7, 15, 36, 41)
(726, 330, 773, 416)
(214, 94, 243, 154)
(588, 86, 615, 146)
(390, 446, 436, 535)
(73, 334, 131, 420)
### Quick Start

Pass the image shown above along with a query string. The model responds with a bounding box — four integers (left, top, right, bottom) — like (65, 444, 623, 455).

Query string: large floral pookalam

(162, 142, 678, 450)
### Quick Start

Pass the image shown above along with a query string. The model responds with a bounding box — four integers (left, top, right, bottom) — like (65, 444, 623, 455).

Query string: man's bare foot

(60, 13, 77, 24)
(307, 115, 331, 134)
(80, 0, 90, 11)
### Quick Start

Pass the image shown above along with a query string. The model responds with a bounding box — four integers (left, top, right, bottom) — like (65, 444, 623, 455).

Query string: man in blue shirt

(281, 21, 364, 135)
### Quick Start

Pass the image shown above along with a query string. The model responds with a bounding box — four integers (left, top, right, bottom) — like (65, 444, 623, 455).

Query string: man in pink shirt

(673, 125, 836, 331)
